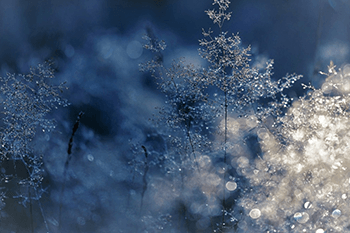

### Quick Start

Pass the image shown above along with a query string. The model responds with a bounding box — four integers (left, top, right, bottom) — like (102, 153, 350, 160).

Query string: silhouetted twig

(59, 111, 84, 229)
(140, 145, 149, 210)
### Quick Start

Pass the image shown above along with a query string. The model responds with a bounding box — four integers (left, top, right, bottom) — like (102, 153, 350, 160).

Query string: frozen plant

(199, 1, 301, 225)
(0, 61, 68, 232)
(140, 34, 212, 231)
(140, 53, 210, 170)
(138, 0, 303, 232)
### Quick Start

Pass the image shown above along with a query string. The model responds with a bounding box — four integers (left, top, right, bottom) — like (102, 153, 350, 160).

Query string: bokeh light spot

(127, 40, 143, 59)
(294, 212, 309, 223)
(249, 208, 261, 219)
(226, 181, 237, 191)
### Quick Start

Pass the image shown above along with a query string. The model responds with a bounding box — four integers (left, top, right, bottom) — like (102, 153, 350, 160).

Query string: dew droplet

(332, 209, 341, 218)
(225, 181, 237, 191)
(304, 201, 312, 209)
(315, 229, 325, 233)
(294, 212, 309, 223)
(87, 154, 94, 162)
(249, 208, 261, 219)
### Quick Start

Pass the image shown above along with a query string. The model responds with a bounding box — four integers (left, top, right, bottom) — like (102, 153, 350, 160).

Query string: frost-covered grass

(135, 1, 350, 233)
(0, 0, 350, 233)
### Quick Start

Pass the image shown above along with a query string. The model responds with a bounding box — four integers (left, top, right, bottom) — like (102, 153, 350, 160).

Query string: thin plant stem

(36, 189, 50, 233)
(222, 87, 228, 224)
(185, 121, 200, 170)
(59, 111, 84, 230)
(29, 189, 34, 233)
(140, 145, 149, 210)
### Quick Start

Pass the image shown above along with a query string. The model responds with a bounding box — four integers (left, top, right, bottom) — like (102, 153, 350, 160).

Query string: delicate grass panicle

(0, 61, 68, 232)
(138, 0, 305, 232)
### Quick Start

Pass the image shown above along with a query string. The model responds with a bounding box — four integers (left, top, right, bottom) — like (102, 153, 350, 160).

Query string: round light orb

(226, 181, 237, 191)
(249, 208, 261, 219)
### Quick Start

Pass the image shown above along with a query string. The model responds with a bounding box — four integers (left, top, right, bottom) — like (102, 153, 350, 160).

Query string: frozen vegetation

(136, 1, 350, 232)
(0, 0, 350, 232)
